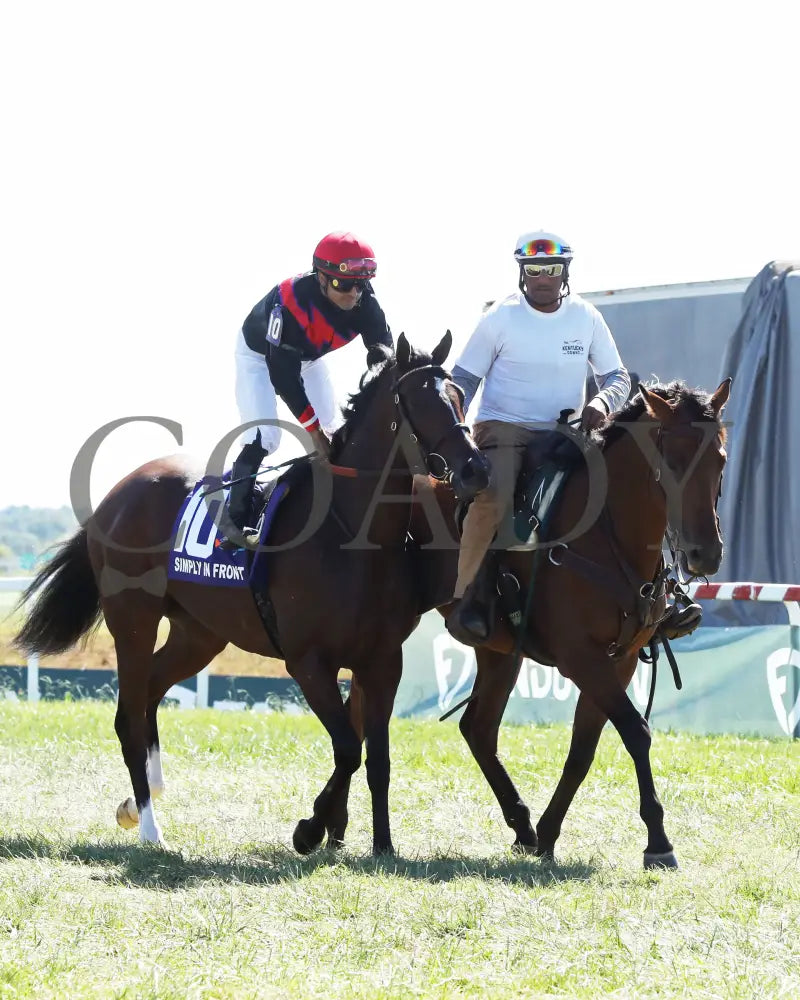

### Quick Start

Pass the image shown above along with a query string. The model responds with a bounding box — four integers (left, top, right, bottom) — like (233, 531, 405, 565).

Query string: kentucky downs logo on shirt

(561, 338, 585, 356)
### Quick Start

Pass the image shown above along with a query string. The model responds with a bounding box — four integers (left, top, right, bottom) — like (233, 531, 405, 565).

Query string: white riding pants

(234, 328, 340, 452)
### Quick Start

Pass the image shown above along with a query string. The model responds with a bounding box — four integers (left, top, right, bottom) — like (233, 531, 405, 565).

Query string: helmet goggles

(516, 238, 571, 259)
(315, 256, 377, 280)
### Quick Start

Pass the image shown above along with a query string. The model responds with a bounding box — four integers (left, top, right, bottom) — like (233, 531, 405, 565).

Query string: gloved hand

(580, 398, 608, 433)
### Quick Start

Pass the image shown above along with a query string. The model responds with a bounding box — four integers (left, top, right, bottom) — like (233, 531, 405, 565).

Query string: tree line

(0, 506, 78, 571)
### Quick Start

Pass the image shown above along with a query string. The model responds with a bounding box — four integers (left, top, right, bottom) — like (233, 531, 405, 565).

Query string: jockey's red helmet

(313, 232, 377, 280)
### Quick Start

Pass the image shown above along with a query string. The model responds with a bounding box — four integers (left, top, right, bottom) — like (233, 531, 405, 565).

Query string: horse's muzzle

(452, 453, 490, 502)
(682, 538, 723, 577)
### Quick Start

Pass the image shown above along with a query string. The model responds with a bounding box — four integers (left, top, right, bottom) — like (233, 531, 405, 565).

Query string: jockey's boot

(447, 553, 498, 647)
(220, 436, 267, 551)
(658, 590, 703, 641)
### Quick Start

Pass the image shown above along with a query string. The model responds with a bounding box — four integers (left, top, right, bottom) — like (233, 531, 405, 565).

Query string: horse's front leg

(324, 687, 366, 849)
(357, 648, 403, 856)
(577, 659, 677, 869)
(287, 652, 362, 855)
(461, 648, 537, 852)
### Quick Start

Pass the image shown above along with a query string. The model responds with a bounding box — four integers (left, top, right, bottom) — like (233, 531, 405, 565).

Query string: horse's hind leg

(289, 652, 362, 855)
(460, 649, 537, 852)
(535, 692, 607, 859)
(105, 596, 165, 845)
(117, 617, 226, 827)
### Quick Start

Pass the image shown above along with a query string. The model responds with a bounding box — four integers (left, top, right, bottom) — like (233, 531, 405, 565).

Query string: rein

(203, 364, 468, 498)
(328, 363, 469, 483)
(312, 363, 471, 542)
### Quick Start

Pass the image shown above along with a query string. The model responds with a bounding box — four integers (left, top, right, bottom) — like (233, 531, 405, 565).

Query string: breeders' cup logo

(434, 634, 475, 712)
(766, 648, 800, 737)
(433, 632, 652, 712)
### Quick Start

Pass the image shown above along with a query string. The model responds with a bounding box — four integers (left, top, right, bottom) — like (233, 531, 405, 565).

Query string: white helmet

(514, 230, 573, 263)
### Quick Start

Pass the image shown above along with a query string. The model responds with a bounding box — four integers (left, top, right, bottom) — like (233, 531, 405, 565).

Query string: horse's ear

(431, 329, 453, 367)
(638, 383, 675, 424)
(710, 377, 732, 416)
(367, 343, 392, 369)
(396, 332, 411, 368)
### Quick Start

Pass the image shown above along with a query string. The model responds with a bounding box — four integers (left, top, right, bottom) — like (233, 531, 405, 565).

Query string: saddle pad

(168, 476, 289, 587)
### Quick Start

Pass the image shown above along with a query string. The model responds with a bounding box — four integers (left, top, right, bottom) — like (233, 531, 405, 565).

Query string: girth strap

(552, 507, 670, 658)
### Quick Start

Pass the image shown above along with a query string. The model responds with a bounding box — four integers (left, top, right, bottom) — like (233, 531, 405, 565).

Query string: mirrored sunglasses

(330, 276, 368, 292)
(517, 239, 569, 257)
(523, 262, 564, 277)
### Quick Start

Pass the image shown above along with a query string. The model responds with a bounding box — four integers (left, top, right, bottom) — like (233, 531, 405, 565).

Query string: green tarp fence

(396, 611, 800, 739)
(5, 608, 798, 739)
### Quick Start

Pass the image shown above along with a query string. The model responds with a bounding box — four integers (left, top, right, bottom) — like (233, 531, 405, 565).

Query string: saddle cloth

(168, 475, 289, 588)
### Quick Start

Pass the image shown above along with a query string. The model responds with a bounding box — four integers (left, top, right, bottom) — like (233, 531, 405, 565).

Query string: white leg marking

(147, 747, 165, 799)
(138, 801, 166, 846)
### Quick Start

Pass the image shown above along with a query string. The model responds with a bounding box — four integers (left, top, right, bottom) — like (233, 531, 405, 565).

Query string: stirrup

(219, 526, 260, 552)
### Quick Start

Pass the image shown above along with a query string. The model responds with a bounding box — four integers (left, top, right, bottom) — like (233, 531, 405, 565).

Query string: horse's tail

(14, 527, 102, 656)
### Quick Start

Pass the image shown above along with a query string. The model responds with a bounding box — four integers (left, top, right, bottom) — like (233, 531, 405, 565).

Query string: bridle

(651, 422, 720, 483)
(391, 365, 472, 481)
(651, 421, 725, 585)
(321, 362, 475, 543)
(329, 363, 472, 484)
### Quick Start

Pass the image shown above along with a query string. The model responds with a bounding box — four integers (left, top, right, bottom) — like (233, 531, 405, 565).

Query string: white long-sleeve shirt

(455, 291, 630, 425)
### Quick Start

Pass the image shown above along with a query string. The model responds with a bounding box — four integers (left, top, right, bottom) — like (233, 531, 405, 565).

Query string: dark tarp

(590, 265, 800, 625)
(716, 261, 800, 585)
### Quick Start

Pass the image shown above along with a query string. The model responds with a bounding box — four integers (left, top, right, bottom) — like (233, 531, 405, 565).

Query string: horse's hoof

(512, 839, 538, 856)
(535, 846, 555, 862)
(373, 841, 396, 857)
(116, 798, 138, 830)
(293, 818, 324, 856)
(326, 836, 345, 851)
(643, 850, 679, 870)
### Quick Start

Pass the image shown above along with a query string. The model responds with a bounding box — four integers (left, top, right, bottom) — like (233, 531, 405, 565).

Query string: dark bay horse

(15, 332, 488, 855)
(358, 378, 731, 868)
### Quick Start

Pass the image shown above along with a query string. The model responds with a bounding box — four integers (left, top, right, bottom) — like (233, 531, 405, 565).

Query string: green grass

(1, 703, 798, 999)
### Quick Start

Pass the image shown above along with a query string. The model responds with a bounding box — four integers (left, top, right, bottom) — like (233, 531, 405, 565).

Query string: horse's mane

(329, 342, 436, 460)
(596, 380, 724, 450)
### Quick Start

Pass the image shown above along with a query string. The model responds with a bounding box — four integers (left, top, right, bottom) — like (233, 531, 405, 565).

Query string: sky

(1, 0, 797, 510)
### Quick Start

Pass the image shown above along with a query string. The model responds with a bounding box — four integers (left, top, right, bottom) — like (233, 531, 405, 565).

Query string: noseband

(389, 365, 471, 482)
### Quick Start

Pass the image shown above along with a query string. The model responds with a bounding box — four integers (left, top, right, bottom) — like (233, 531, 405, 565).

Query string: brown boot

(658, 597, 703, 640)
(446, 554, 498, 647)
(447, 597, 491, 647)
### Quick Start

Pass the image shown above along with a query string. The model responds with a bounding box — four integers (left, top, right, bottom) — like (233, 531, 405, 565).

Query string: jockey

(228, 231, 393, 546)
(447, 230, 632, 645)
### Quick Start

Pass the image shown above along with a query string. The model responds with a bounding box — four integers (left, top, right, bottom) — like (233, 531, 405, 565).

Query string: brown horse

(15, 332, 489, 855)
(354, 378, 730, 868)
